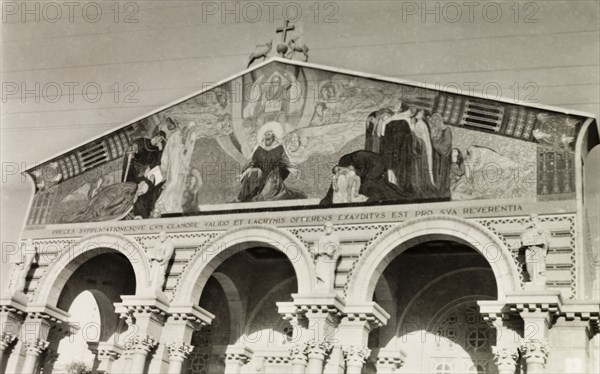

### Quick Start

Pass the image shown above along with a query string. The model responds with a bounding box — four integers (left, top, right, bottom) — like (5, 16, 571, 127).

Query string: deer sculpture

(247, 40, 273, 68)
(285, 36, 309, 62)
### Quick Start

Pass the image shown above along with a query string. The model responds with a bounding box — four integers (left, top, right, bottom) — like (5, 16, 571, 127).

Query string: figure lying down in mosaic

(61, 181, 149, 223)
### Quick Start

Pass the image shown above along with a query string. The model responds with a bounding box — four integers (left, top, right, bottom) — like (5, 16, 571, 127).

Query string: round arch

(346, 216, 521, 304)
(34, 233, 151, 307)
(173, 225, 316, 305)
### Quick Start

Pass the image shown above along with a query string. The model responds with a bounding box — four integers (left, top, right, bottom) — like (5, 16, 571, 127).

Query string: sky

(1, 0, 599, 283)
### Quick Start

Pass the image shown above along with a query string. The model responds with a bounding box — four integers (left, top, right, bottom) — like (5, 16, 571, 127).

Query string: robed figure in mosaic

(236, 121, 306, 202)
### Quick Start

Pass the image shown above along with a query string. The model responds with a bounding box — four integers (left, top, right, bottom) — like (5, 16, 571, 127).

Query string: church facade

(1, 57, 598, 374)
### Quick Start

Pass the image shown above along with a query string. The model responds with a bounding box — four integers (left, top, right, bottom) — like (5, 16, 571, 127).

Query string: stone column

(289, 343, 308, 374)
(520, 309, 551, 340)
(21, 338, 49, 374)
(508, 292, 561, 374)
(0, 292, 27, 372)
(167, 342, 193, 374)
(342, 345, 370, 374)
(492, 346, 520, 374)
(223, 345, 253, 374)
(278, 294, 345, 374)
(18, 306, 70, 374)
(305, 338, 332, 374)
(125, 335, 159, 374)
(303, 307, 337, 374)
(96, 342, 123, 374)
(521, 340, 549, 374)
(0, 332, 17, 363)
(115, 295, 171, 374)
(337, 303, 389, 374)
(41, 348, 60, 374)
(479, 302, 521, 374)
(162, 304, 214, 374)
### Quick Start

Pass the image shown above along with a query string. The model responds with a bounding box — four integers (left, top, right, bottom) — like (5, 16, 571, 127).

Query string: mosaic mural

(26, 61, 589, 225)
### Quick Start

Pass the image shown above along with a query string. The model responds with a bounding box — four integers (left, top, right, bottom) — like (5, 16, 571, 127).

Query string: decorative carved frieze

(264, 355, 290, 364)
(224, 352, 251, 365)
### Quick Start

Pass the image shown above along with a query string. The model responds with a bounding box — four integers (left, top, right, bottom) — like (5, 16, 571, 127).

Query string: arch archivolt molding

(172, 224, 317, 305)
(345, 215, 523, 305)
(32, 232, 152, 305)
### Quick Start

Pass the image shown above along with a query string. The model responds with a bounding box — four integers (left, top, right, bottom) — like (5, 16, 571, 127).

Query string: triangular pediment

(24, 57, 597, 226)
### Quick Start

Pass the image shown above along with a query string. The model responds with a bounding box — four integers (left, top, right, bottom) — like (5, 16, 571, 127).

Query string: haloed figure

(236, 122, 305, 202)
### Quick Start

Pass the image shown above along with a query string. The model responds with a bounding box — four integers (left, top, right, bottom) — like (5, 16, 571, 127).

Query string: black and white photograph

(1, 1, 599, 373)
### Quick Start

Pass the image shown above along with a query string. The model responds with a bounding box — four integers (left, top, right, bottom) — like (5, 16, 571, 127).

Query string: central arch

(173, 225, 316, 305)
(347, 216, 521, 304)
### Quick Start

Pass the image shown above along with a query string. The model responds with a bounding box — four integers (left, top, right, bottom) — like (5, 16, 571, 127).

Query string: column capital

(288, 343, 308, 364)
(23, 338, 49, 355)
(124, 334, 159, 354)
(0, 332, 17, 350)
(492, 345, 519, 372)
(305, 338, 332, 359)
(167, 341, 194, 360)
(342, 345, 371, 366)
(520, 339, 550, 366)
